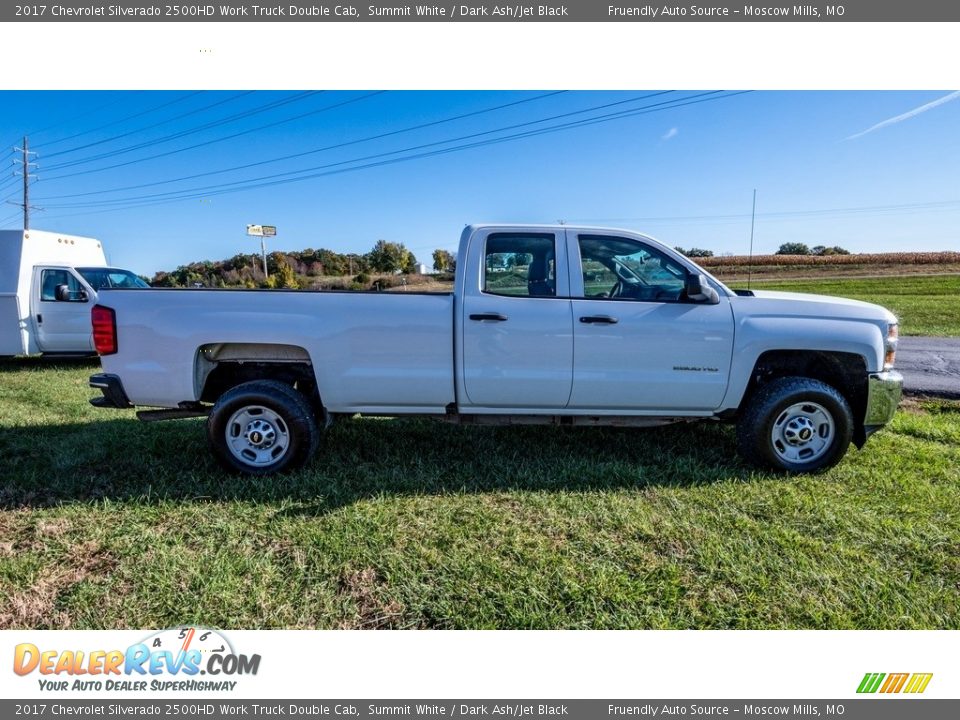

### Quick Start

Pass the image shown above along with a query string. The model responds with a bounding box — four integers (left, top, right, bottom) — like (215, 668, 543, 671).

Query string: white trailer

(0, 229, 146, 355)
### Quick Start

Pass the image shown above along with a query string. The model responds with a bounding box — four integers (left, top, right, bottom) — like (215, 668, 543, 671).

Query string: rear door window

(483, 233, 556, 297)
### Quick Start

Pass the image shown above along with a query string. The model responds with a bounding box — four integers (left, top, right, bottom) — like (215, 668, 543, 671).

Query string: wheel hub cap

(783, 416, 816, 445)
(771, 401, 835, 465)
(225, 405, 290, 467)
(244, 419, 276, 449)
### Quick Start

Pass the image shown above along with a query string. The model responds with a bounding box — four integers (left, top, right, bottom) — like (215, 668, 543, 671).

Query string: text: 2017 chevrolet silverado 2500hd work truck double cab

(89, 224, 903, 475)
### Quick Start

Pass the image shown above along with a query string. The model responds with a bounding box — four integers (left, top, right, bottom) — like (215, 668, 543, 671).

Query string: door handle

(469, 313, 508, 322)
(579, 315, 618, 324)
(37, 314, 42, 324)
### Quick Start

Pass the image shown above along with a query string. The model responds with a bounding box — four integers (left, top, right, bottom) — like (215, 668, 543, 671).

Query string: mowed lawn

(1, 357, 958, 630)
(728, 274, 960, 336)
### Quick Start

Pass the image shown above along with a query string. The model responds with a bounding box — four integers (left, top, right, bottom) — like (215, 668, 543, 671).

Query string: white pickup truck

(89, 224, 903, 475)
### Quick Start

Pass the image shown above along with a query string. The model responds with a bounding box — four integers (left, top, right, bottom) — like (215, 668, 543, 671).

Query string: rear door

(567, 232, 734, 411)
(31, 267, 95, 352)
(459, 229, 574, 408)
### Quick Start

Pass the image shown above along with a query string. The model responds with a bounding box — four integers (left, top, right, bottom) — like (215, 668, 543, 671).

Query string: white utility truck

(89, 224, 903, 475)
(0, 229, 148, 355)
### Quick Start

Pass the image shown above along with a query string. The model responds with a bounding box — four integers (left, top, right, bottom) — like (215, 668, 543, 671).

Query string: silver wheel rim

(225, 405, 290, 467)
(770, 401, 835, 465)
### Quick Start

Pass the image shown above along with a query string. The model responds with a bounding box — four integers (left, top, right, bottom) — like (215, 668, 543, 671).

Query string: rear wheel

(207, 380, 319, 475)
(737, 376, 853, 473)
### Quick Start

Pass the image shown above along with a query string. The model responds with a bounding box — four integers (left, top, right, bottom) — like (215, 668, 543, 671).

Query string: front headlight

(884, 322, 899, 370)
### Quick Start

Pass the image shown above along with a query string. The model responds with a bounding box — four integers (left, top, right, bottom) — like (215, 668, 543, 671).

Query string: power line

(38, 92, 744, 219)
(39, 91, 386, 185)
(0, 149, 16, 194)
(41, 91, 323, 173)
(0, 209, 23, 226)
(0, 175, 19, 196)
(41, 91, 567, 200)
(570, 198, 960, 225)
(25, 92, 138, 138)
(42, 91, 683, 207)
(35, 92, 204, 149)
(39, 91, 256, 159)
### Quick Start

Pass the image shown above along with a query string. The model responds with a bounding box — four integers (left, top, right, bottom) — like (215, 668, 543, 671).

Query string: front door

(460, 230, 574, 408)
(567, 232, 735, 411)
(31, 267, 94, 353)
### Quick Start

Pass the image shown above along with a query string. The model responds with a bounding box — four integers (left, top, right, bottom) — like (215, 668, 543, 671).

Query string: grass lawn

(727, 274, 960, 336)
(1, 358, 958, 630)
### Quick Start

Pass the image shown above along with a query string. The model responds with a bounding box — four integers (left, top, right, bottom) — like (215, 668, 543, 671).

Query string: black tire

(207, 380, 319, 475)
(736, 376, 853, 474)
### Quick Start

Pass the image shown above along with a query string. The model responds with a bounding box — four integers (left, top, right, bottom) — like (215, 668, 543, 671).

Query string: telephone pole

(12, 136, 38, 230)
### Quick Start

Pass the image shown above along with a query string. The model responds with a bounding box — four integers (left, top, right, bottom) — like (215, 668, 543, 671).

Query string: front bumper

(864, 370, 903, 429)
(89, 373, 134, 409)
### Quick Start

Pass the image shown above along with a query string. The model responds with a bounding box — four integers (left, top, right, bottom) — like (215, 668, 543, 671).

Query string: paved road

(897, 336, 960, 398)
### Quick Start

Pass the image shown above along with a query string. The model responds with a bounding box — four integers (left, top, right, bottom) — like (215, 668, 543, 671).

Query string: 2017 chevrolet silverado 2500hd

(88, 224, 903, 475)
(0, 229, 148, 356)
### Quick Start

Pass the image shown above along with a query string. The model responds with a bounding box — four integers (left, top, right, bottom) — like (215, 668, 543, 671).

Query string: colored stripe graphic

(857, 672, 933, 694)
(904, 673, 934, 694)
(880, 673, 909, 693)
(857, 673, 885, 693)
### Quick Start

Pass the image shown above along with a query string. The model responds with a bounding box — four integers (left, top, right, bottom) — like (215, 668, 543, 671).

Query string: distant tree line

(150, 240, 423, 289)
(674, 246, 714, 258)
(775, 243, 850, 256)
(674, 244, 851, 258)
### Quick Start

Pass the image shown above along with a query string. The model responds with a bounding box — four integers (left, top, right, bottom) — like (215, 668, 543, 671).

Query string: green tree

(432, 249, 455, 272)
(812, 245, 850, 256)
(675, 247, 714, 258)
(273, 259, 300, 289)
(775, 242, 812, 256)
(402, 250, 418, 275)
(367, 240, 412, 274)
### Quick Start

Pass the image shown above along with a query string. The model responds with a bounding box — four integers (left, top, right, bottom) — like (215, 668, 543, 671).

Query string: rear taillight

(91, 305, 117, 355)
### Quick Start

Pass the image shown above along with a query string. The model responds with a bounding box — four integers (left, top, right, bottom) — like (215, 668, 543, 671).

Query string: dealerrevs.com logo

(857, 673, 933, 694)
(13, 627, 260, 693)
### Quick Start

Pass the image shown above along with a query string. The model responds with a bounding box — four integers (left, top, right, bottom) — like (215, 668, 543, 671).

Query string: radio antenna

(747, 189, 757, 290)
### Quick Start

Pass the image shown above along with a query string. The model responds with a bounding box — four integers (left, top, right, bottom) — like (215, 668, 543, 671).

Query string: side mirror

(686, 273, 720, 304)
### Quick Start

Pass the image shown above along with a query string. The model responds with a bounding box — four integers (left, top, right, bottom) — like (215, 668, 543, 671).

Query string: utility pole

(12, 136, 38, 230)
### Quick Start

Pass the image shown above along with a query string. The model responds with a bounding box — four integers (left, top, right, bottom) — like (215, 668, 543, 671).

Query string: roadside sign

(246, 224, 277, 237)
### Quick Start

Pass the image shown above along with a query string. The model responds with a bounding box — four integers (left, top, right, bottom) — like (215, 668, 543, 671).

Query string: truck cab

(29, 264, 148, 353)
(0, 229, 147, 356)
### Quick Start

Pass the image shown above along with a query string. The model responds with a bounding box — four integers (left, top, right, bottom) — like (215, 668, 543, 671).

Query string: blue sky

(0, 90, 957, 275)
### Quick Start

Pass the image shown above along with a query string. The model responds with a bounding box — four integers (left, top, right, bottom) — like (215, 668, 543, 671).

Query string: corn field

(698, 251, 960, 267)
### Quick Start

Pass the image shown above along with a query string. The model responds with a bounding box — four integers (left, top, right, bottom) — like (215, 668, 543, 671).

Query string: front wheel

(737, 376, 853, 473)
(207, 380, 319, 475)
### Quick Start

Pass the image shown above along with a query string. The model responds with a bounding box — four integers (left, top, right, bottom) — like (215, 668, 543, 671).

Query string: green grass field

(728, 274, 960, 336)
(1, 357, 958, 630)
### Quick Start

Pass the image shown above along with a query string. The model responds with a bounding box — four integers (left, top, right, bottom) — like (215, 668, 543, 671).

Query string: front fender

(721, 316, 885, 411)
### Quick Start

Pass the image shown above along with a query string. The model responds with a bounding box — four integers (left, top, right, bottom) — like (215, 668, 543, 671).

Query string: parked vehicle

(0, 229, 147, 355)
(89, 224, 902, 475)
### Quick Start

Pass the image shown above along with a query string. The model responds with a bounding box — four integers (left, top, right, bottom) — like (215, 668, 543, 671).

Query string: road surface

(896, 336, 960, 398)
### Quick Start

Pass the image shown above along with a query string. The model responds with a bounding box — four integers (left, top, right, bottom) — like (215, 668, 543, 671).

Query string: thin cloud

(661, 127, 678, 141)
(846, 91, 960, 140)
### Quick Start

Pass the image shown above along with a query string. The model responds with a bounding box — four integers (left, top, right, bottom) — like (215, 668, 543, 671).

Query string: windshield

(76, 267, 150, 290)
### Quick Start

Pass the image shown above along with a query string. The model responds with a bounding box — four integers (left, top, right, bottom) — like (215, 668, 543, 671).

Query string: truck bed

(98, 288, 456, 412)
